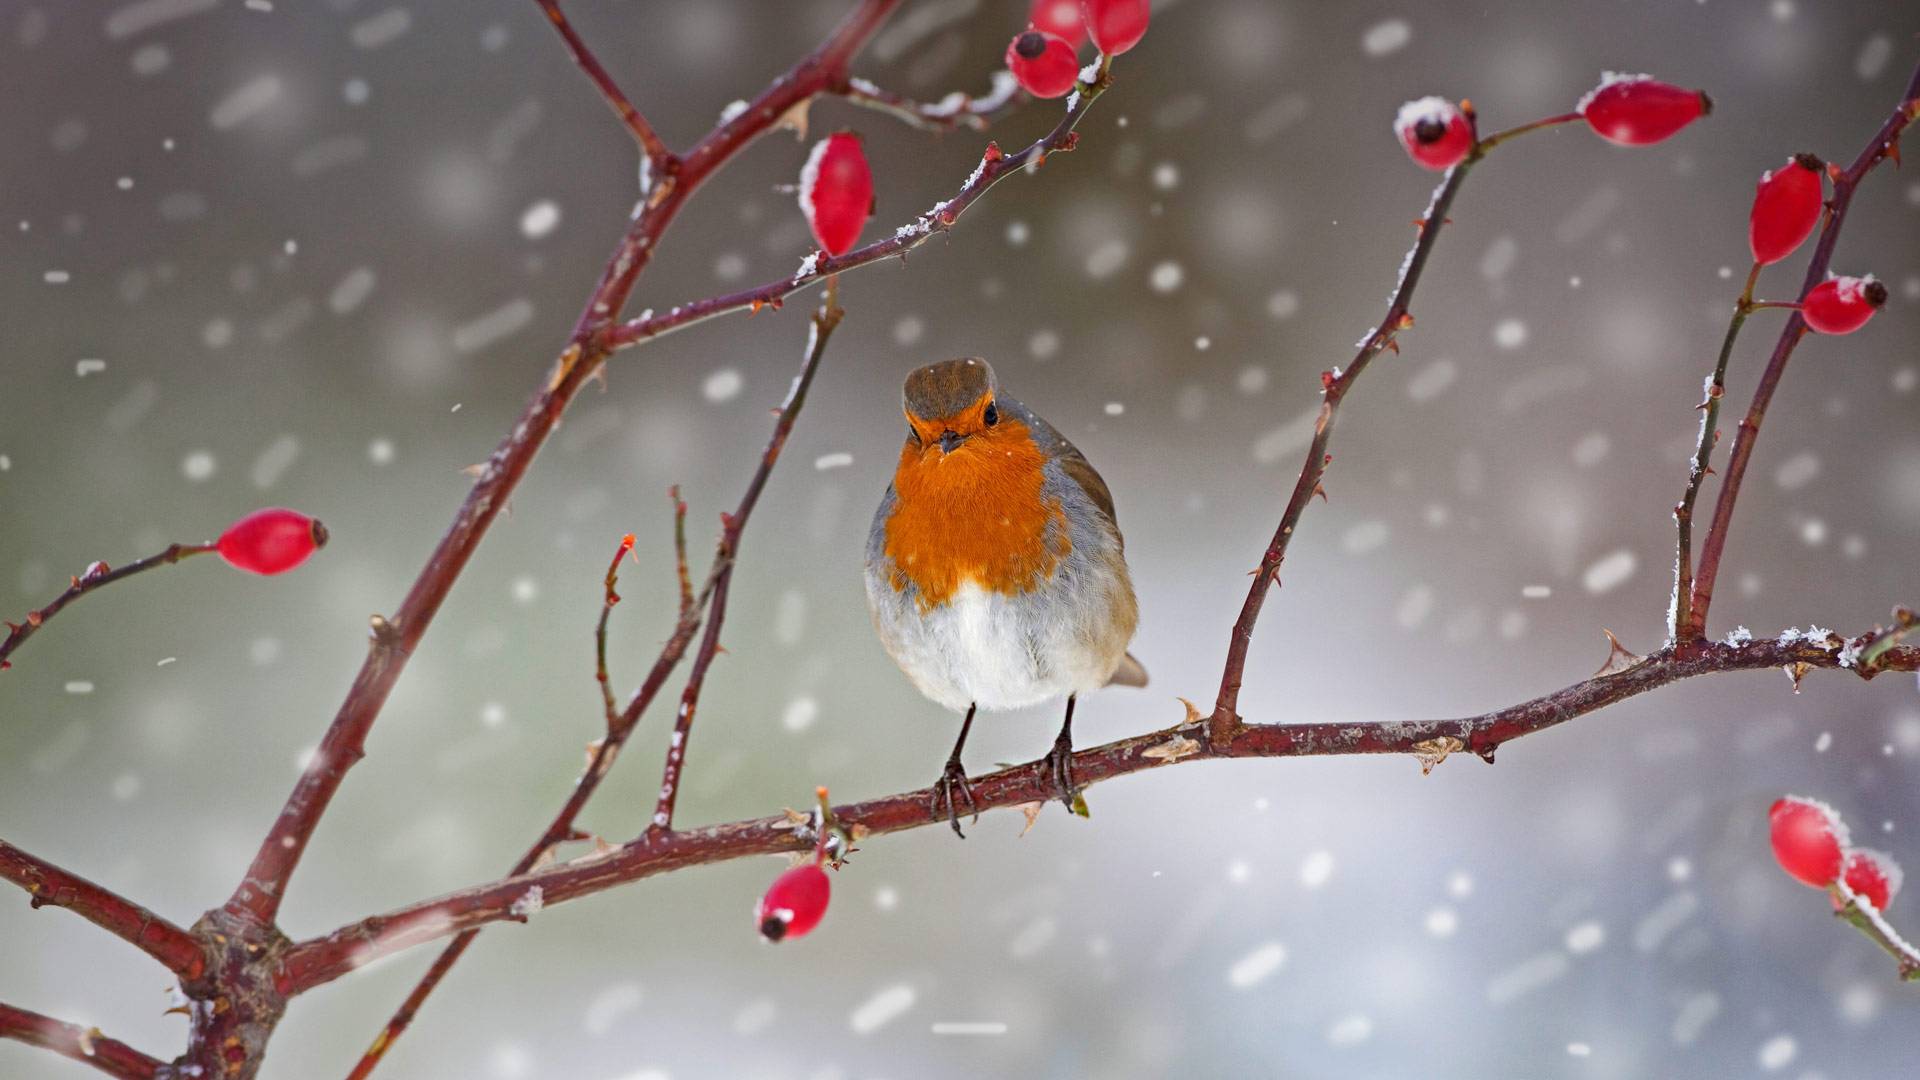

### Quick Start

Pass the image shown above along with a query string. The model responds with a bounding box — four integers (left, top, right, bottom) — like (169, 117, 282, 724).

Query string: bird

(865, 357, 1146, 837)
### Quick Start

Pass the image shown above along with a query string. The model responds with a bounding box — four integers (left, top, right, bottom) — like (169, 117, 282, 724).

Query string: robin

(865, 357, 1146, 837)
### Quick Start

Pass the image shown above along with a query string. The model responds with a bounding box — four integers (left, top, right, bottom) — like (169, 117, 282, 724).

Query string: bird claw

(932, 758, 978, 839)
(1041, 735, 1077, 811)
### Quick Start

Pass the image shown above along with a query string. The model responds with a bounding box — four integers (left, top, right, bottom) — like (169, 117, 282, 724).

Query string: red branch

(1205, 116, 1516, 746)
(0, 542, 216, 672)
(0, 841, 204, 978)
(280, 633, 1920, 992)
(605, 58, 1117, 350)
(832, 70, 1021, 132)
(650, 296, 845, 834)
(0, 1003, 161, 1080)
(1687, 63, 1920, 632)
(221, 0, 907, 928)
(534, 0, 669, 166)
(593, 532, 636, 725)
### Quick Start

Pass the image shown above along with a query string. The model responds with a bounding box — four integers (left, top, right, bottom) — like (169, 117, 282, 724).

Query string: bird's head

(901, 357, 1006, 456)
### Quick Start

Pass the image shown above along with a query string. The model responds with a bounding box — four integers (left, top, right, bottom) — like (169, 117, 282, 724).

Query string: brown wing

(1055, 445, 1117, 528)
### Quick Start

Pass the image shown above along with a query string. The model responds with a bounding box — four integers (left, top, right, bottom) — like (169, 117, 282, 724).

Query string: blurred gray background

(4, 1, 1920, 1077)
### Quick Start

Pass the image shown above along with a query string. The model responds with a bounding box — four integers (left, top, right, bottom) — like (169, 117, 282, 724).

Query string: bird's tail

(1106, 651, 1149, 688)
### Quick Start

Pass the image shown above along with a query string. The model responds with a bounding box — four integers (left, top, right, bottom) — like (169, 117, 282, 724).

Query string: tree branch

(606, 57, 1118, 350)
(593, 532, 636, 727)
(0, 1002, 163, 1080)
(532, 0, 671, 167)
(0, 542, 216, 672)
(279, 631, 1920, 993)
(1833, 883, 1920, 982)
(221, 0, 908, 928)
(0, 840, 204, 979)
(650, 294, 845, 834)
(1688, 63, 1920, 632)
(342, 298, 845, 1075)
(1205, 108, 1580, 746)
(832, 70, 1021, 133)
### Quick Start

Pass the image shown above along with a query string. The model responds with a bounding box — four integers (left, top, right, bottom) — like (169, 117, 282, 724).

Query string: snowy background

(4, 1, 1920, 1077)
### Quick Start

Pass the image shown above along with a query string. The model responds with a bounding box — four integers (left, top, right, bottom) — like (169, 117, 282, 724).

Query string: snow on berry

(1029, 0, 1086, 48)
(1394, 97, 1475, 171)
(1837, 848, 1902, 912)
(756, 862, 831, 942)
(1749, 154, 1825, 266)
(1577, 73, 1711, 146)
(216, 508, 328, 576)
(1768, 796, 1849, 888)
(1005, 30, 1079, 99)
(1081, 0, 1149, 56)
(1800, 274, 1887, 335)
(797, 132, 873, 257)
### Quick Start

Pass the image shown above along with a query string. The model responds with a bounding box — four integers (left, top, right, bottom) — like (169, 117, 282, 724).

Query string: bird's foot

(1040, 733, 1078, 812)
(932, 757, 978, 839)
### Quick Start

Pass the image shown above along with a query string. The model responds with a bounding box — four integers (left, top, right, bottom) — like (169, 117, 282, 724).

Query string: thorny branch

(534, 0, 671, 167)
(593, 532, 636, 726)
(279, 632, 1920, 993)
(0, 541, 216, 672)
(0, 840, 205, 979)
(0, 1003, 161, 1080)
(1206, 109, 1584, 748)
(1686, 63, 1920, 634)
(833, 70, 1022, 133)
(606, 57, 1119, 349)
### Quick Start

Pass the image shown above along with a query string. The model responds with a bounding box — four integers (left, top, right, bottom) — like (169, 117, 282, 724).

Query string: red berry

(1578, 73, 1711, 146)
(1768, 796, 1848, 888)
(1836, 848, 1902, 912)
(798, 132, 873, 257)
(1081, 0, 1148, 56)
(1801, 274, 1887, 335)
(217, 508, 328, 576)
(1749, 154, 1824, 266)
(1393, 97, 1475, 171)
(1029, 0, 1086, 48)
(1005, 30, 1079, 100)
(755, 862, 831, 942)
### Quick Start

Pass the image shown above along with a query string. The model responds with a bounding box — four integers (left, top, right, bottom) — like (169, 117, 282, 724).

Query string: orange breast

(884, 417, 1071, 609)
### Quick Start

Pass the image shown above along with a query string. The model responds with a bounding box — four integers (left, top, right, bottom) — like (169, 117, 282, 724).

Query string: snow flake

(509, 886, 544, 919)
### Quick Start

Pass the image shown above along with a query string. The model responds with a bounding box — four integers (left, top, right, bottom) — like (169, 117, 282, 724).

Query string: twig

(343, 299, 844, 1077)
(650, 294, 846, 834)
(670, 486, 693, 616)
(0, 1002, 162, 1080)
(1688, 62, 1920, 632)
(532, 0, 671, 168)
(280, 631, 1920, 992)
(0, 841, 204, 979)
(606, 57, 1118, 350)
(832, 70, 1021, 133)
(0, 542, 216, 671)
(1206, 108, 1575, 747)
(222, 0, 908, 930)
(1832, 882, 1920, 982)
(593, 533, 636, 726)
(1671, 261, 1762, 642)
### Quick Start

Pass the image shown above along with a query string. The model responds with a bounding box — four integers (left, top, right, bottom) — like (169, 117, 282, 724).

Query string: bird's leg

(932, 703, 979, 838)
(1041, 694, 1078, 811)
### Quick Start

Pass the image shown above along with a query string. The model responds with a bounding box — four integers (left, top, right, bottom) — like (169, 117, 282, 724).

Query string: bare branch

(1205, 109, 1585, 747)
(832, 70, 1021, 133)
(0, 840, 204, 979)
(593, 532, 636, 727)
(607, 58, 1119, 350)
(222, 0, 908, 929)
(1833, 883, 1920, 982)
(0, 1002, 163, 1080)
(281, 632, 1920, 993)
(532, 0, 671, 167)
(1688, 63, 1920, 631)
(670, 486, 694, 616)
(1, 542, 216, 672)
(650, 295, 846, 833)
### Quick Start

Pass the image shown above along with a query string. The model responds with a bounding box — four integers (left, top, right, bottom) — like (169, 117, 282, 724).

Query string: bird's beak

(938, 430, 964, 454)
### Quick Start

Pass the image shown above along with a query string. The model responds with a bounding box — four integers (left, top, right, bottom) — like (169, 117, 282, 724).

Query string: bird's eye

(983, 402, 999, 427)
